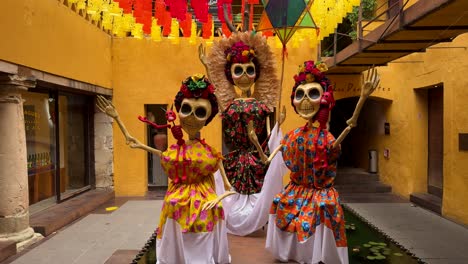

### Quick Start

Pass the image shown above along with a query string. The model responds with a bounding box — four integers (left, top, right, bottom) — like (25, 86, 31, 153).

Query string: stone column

(0, 73, 42, 251)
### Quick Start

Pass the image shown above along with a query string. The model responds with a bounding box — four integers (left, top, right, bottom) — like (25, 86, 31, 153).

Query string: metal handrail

(362, 0, 402, 30)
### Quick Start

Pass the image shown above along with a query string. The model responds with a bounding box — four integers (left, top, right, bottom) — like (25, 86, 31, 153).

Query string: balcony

(323, 0, 468, 75)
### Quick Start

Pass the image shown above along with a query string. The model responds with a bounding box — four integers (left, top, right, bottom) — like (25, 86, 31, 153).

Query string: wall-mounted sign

(384, 122, 390, 135)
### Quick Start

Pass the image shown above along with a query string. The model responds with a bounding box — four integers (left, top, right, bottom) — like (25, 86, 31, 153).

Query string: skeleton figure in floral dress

(97, 75, 235, 264)
(263, 61, 380, 264)
(199, 31, 288, 236)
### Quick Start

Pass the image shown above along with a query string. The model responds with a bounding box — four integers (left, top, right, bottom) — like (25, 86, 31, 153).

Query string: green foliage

(346, 0, 378, 39)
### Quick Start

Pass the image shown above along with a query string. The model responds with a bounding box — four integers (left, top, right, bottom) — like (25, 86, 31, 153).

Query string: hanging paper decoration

(168, 0, 188, 21)
(102, 12, 114, 31)
(191, 0, 209, 23)
(216, 0, 232, 23)
(168, 18, 180, 44)
(189, 19, 198, 45)
(162, 10, 172, 36)
(155, 0, 166, 26)
(133, 0, 152, 34)
(76, 0, 86, 11)
(86, 0, 100, 15)
(115, 0, 133, 14)
(109, 2, 123, 16)
(112, 15, 127, 37)
(151, 18, 163, 41)
(201, 14, 212, 39)
(132, 23, 144, 39)
(179, 13, 192, 37)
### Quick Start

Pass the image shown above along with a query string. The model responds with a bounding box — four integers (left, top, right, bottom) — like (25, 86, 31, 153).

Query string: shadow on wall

(330, 97, 391, 169)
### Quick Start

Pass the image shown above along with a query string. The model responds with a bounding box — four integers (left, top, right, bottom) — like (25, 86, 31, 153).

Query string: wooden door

(428, 86, 443, 197)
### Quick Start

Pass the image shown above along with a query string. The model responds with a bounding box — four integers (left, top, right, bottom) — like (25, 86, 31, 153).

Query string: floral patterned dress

(222, 98, 271, 195)
(270, 124, 347, 247)
(157, 139, 224, 238)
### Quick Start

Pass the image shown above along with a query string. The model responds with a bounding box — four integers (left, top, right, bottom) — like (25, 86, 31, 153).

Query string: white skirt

(215, 124, 288, 236)
(156, 218, 231, 264)
(266, 214, 349, 264)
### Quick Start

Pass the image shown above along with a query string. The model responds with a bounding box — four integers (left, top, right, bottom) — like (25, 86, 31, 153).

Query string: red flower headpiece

(290, 60, 333, 114)
(174, 74, 219, 125)
(225, 41, 256, 63)
(224, 41, 260, 85)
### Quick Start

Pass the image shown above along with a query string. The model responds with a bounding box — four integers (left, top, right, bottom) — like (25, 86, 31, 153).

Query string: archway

(330, 96, 390, 170)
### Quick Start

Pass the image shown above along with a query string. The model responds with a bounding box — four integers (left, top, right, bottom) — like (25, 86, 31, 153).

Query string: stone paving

(4, 198, 468, 264)
(346, 203, 468, 264)
(7, 200, 162, 264)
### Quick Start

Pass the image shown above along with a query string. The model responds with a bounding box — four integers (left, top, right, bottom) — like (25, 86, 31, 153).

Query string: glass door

(22, 90, 57, 205)
(58, 93, 92, 200)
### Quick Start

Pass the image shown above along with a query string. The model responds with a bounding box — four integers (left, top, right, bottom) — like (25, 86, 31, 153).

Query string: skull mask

(178, 98, 212, 138)
(231, 62, 256, 92)
(293, 82, 323, 120)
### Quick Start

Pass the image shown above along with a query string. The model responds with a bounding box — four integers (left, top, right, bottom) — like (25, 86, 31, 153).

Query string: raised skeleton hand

(346, 66, 380, 127)
(198, 44, 207, 66)
(361, 66, 380, 99)
(96, 95, 119, 119)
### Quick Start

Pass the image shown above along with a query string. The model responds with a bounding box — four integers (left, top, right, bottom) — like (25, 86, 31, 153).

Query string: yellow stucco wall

(357, 34, 468, 224)
(0, 0, 112, 88)
(111, 37, 319, 196)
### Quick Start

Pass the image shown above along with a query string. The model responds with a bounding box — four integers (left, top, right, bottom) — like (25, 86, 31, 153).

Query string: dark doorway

(144, 104, 168, 186)
(427, 85, 444, 198)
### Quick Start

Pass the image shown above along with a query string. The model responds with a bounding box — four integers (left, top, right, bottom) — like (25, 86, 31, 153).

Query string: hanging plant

(346, 0, 378, 40)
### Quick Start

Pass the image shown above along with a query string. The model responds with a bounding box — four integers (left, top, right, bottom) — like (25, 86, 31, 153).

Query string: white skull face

(231, 62, 256, 92)
(178, 98, 212, 137)
(293, 82, 323, 120)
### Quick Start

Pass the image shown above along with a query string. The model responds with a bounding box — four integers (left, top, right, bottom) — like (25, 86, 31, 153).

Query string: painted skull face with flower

(291, 61, 334, 120)
(175, 74, 219, 136)
(224, 41, 260, 94)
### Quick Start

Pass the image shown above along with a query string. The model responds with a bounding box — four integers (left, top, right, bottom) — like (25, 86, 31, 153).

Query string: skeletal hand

(198, 44, 207, 66)
(361, 66, 380, 98)
(202, 198, 220, 211)
(96, 95, 119, 119)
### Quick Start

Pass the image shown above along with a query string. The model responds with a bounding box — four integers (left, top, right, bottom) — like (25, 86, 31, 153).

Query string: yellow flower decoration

(226, 54, 231, 62)
(250, 49, 256, 56)
(316, 62, 328, 72)
(242, 50, 250, 57)
(298, 65, 305, 73)
(191, 74, 205, 82)
(305, 73, 315, 83)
